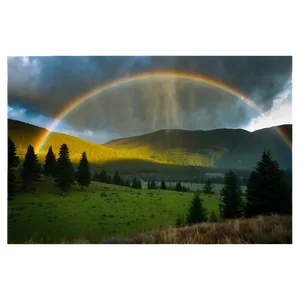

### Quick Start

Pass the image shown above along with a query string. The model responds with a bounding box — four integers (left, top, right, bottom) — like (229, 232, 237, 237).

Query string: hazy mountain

(8, 119, 292, 175)
(105, 125, 292, 170)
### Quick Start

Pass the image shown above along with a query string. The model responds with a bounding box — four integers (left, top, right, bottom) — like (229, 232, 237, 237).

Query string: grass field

(7, 180, 221, 244)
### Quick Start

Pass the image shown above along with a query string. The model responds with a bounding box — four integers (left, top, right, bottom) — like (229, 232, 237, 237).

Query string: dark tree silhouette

(150, 180, 157, 190)
(137, 179, 142, 189)
(186, 193, 208, 225)
(76, 152, 91, 190)
(220, 171, 244, 219)
(160, 180, 167, 190)
(147, 182, 151, 189)
(132, 178, 142, 189)
(112, 170, 123, 186)
(43, 146, 56, 178)
(132, 178, 138, 188)
(55, 144, 74, 195)
(93, 171, 100, 181)
(21, 145, 40, 191)
(175, 182, 182, 192)
(107, 174, 112, 184)
(202, 178, 214, 194)
(8, 137, 19, 200)
(99, 170, 108, 183)
(245, 150, 291, 217)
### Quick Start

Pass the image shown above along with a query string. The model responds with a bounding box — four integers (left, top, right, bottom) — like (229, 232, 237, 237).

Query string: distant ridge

(8, 118, 292, 171)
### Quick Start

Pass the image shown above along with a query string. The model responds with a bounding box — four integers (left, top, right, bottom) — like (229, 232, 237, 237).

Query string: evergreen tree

(55, 144, 74, 195)
(210, 210, 219, 222)
(112, 170, 123, 186)
(132, 178, 142, 189)
(8, 137, 19, 168)
(220, 171, 244, 219)
(21, 145, 40, 190)
(93, 171, 100, 181)
(175, 182, 182, 192)
(76, 152, 91, 190)
(147, 182, 151, 189)
(245, 150, 291, 217)
(160, 180, 167, 190)
(202, 178, 214, 194)
(136, 179, 142, 189)
(186, 193, 208, 225)
(8, 137, 19, 200)
(99, 170, 108, 183)
(150, 180, 157, 190)
(43, 146, 56, 178)
(132, 178, 138, 189)
(107, 174, 112, 184)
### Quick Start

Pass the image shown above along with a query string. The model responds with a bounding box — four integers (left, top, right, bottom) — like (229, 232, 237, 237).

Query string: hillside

(7, 119, 155, 165)
(8, 119, 292, 179)
(105, 125, 292, 170)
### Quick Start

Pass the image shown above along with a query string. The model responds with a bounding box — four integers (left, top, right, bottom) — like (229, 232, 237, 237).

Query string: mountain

(8, 119, 292, 179)
(7, 119, 153, 165)
(105, 125, 292, 170)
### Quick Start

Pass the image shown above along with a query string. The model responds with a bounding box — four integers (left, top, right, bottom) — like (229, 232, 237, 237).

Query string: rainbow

(35, 71, 292, 152)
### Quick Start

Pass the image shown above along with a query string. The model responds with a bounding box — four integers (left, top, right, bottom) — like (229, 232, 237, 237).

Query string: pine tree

(186, 193, 208, 225)
(99, 170, 108, 183)
(175, 182, 182, 192)
(210, 210, 219, 222)
(55, 144, 74, 195)
(136, 179, 142, 189)
(220, 171, 244, 219)
(21, 145, 40, 190)
(160, 180, 167, 190)
(112, 170, 123, 186)
(147, 182, 151, 189)
(93, 171, 100, 181)
(202, 178, 214, 194)
(150, 180, 157, 190)
(8, 137, 19, 200)
(132, 178, 138, 189)
(245, 150, 291, 217)
(107, 174, 112, 184)
(131, 178, 142, 189)
(8, 137, 19, 168)
(76, 152, 91, 190)
(43, 146, 56, 178)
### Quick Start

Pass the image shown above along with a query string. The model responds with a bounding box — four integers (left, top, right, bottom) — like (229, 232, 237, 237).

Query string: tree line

(183, 150, 292, 226)
(92, 169, 142, 189)
(8, 137, 292, 223)
(8, 138, 91, 197)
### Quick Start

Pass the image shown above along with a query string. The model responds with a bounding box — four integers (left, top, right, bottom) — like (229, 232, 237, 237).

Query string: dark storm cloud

(7, 56, 292, 140)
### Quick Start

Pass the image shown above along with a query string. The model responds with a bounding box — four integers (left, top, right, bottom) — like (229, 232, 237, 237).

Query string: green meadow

(8, 180, 222, 243)
(141, 181, 247, 193)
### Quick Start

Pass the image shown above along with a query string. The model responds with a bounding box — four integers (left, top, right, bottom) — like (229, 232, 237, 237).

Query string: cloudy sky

(7, 56, 292, 143)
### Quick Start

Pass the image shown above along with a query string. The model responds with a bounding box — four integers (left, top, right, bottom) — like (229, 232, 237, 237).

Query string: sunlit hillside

(8, 119, 157, 165)
(8, 119, 292, 175)
(106, 125, 292, 170)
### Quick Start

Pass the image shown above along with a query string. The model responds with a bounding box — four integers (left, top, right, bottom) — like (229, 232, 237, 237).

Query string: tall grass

(22, 215, 292, 244)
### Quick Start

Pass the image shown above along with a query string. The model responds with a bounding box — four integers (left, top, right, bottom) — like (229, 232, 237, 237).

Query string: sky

(7, 56, 292, 144)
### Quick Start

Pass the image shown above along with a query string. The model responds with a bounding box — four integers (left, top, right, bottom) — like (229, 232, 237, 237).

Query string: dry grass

(21, 214, 292, 244)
